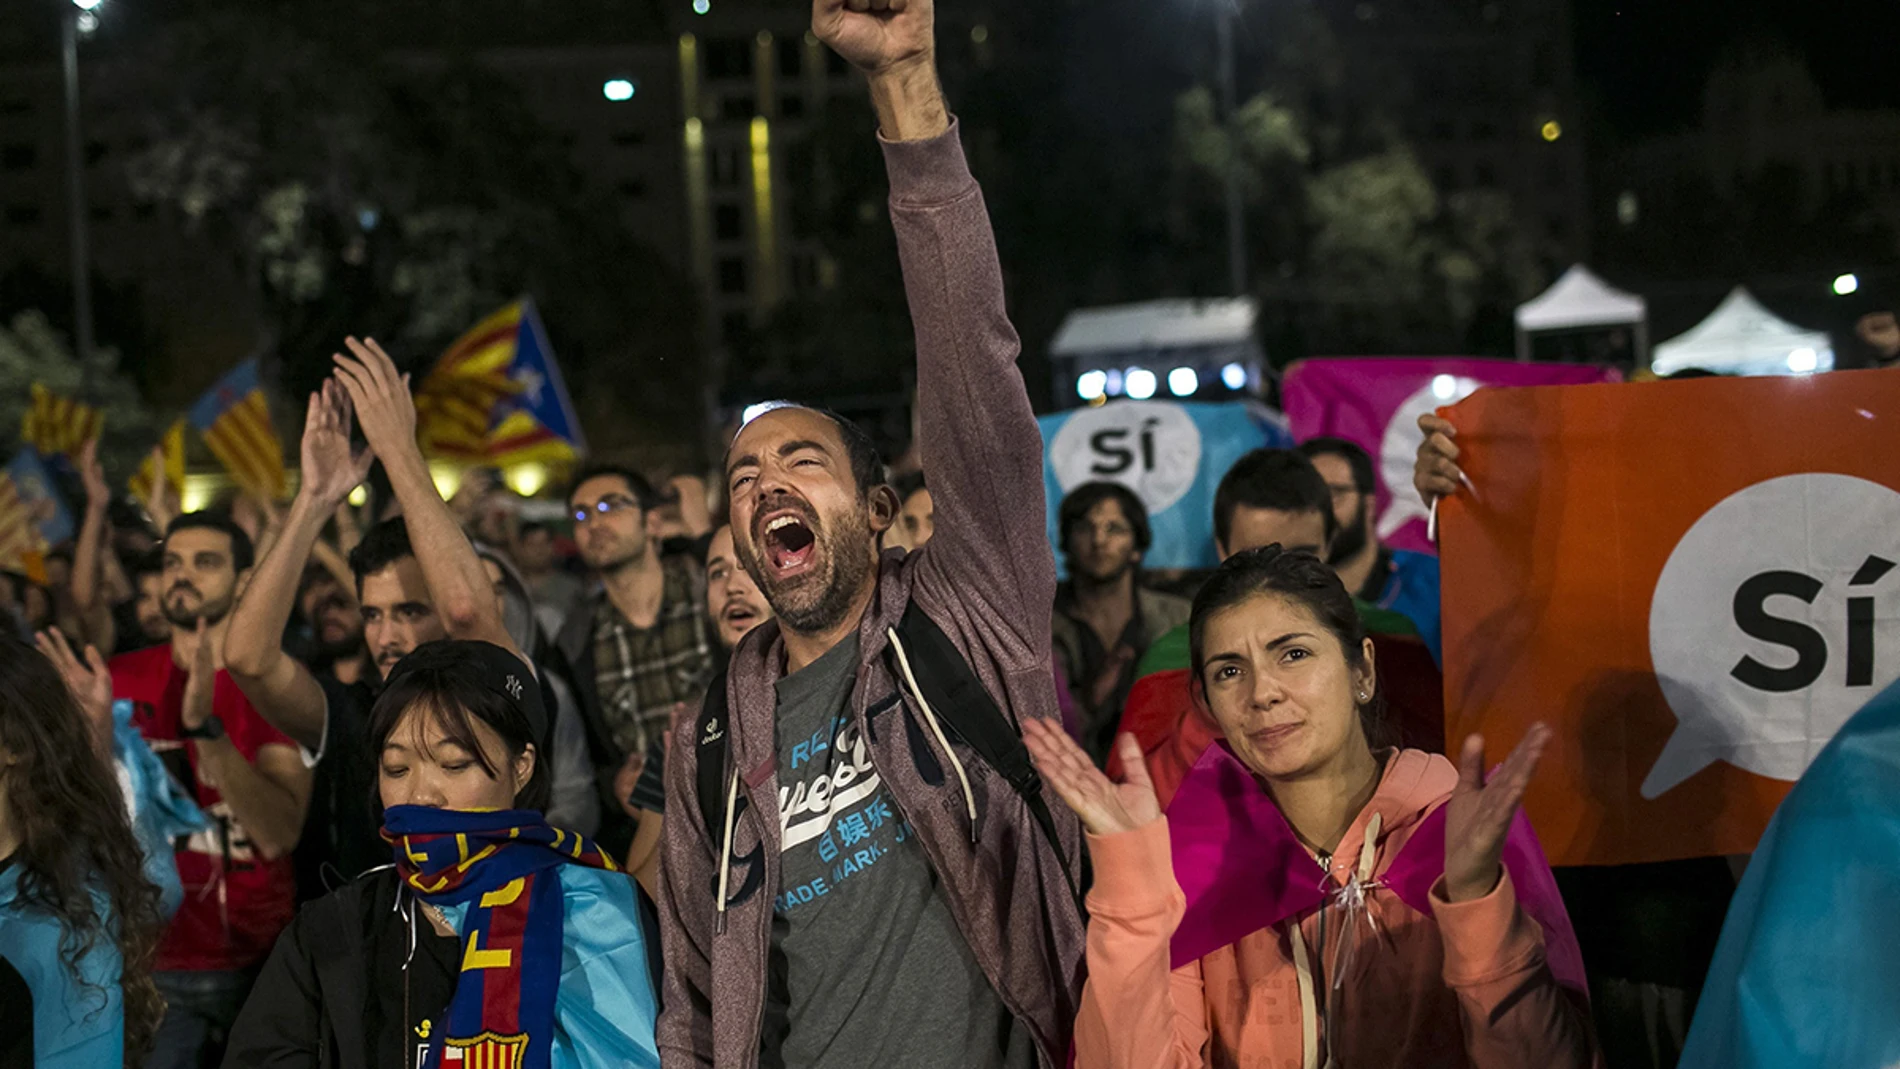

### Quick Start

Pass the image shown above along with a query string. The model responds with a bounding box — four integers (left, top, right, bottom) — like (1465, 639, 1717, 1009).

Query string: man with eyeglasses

(1299, 436, 1442, 664)
(553, 465, 716, 856)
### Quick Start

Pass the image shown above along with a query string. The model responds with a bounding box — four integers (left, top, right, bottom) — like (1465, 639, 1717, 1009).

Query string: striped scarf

(384, 806, 617, 1069)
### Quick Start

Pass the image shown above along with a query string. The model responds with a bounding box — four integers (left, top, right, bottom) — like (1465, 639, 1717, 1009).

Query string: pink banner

(1282, 357, 1622, 554)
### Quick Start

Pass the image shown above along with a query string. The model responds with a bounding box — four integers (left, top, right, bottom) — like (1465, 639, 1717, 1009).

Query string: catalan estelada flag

(20, 383, 104, 458)
(189, 360, 286, 501)
(416, 300, 585, 467)
(1439, 369, 1900, 866)
(129, 419, 188, 504)
(0, 449, 75, 582)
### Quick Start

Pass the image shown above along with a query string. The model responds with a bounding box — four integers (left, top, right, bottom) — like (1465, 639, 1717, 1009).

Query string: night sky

(1575, 0, 1900, 139)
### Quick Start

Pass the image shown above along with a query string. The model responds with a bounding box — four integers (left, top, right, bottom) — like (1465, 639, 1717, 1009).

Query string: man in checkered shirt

(553, 464, 715, 856)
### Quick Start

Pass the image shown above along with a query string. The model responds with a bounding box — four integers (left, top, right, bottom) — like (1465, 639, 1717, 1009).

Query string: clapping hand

(181, 619, 218, 732)
(37, 628, 114, 742)
(77, 438, 110, 511)
(299, 377, 376, 510)
(144, 444, 181, 533)
(1023, 721, 1161, 837)
(330, 337, 416, 462)
(1442, 724, 1552, 902)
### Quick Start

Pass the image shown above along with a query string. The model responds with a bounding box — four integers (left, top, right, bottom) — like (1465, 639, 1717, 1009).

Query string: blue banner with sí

(1039, 400, 1294, 572)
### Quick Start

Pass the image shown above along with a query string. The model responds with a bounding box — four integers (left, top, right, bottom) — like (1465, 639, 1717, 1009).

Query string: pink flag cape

(1165, 742, 1589, 994)
(1281, 357, 1620, 554)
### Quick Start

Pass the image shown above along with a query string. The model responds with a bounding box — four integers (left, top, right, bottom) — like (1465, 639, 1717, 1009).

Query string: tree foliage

(111, 12, 705, 456)
(1171, 77, 1543, 357)
(0, 311, 156, 474)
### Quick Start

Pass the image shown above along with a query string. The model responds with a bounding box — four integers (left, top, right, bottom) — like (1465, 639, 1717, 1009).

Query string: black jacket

(225, 870, 665, 1069)
(223, 870, 432, 1069)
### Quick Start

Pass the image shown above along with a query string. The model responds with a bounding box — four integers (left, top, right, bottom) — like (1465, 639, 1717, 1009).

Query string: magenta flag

(1166, 741, 1589, 995)
(1282, 357, 1622, 554)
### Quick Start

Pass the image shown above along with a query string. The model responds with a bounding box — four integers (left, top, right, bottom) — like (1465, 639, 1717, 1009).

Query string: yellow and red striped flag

(0, 473, 44, 583)
(416, 299, 585, 466)
(189, 360, 285, 501)
(128, 419, 188, 504)
(20, 383, 104, 458)
(417, 302, 529, 460)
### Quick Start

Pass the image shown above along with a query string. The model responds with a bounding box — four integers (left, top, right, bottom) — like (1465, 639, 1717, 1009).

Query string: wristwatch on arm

(181, 714, 226, 741)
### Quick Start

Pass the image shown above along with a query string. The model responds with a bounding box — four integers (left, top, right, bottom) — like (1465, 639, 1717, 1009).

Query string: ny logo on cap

(505, 674, 523, 700)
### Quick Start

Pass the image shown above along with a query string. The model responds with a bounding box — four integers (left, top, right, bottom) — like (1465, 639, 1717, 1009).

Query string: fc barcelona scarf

(384, 806, 617, 1069)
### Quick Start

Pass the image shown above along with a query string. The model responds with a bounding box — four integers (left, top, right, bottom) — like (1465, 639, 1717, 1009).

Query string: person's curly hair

(0, 633, 164, 1063)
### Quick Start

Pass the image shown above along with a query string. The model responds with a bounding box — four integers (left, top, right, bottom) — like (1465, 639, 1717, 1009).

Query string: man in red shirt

(110, 512, 311, 1069)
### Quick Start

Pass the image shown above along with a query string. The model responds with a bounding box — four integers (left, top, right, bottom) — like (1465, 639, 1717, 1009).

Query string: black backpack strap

(694, 667, 732, 844)
(891, 602, 1087, 914)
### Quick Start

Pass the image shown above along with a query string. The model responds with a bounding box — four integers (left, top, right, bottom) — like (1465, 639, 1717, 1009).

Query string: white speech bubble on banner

(1048, 401, 1203, 515)
(1643, 473, 1900, 798)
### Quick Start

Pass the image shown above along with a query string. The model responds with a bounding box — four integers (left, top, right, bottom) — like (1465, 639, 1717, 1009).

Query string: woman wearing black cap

(222, 344, 661, 1069)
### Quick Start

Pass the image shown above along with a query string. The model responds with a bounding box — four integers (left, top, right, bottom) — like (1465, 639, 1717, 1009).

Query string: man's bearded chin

(745, 522, 876, 637)
(1327, 498, 1371, 566)
(587, 532, 647, 573)
(163, 592, 234, 628)
(314, 630, 366, 663)
(1074, 552, 1135, 585)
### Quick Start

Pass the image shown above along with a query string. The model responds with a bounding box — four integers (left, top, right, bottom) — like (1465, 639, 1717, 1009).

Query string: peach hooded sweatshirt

(1074, 748, 1598, 1069)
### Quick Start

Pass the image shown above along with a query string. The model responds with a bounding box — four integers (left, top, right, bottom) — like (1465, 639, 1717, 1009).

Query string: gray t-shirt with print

(760, 632, 1033, 1069)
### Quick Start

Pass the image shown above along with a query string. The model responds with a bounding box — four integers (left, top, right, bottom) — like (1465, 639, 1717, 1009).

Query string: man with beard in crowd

(657, 2, 1085, 1064)
(619, 522, 773, 897)
(1049, 482, 1189, 765)
(1299, 436, 1442, 663)
(109, 512, 311, 1068)
(294, 564, 368, 685)
(556, 465, 715, 857)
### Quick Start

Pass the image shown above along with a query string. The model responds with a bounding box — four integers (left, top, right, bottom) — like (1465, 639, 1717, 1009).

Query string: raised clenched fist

(812, 0, 935, 77)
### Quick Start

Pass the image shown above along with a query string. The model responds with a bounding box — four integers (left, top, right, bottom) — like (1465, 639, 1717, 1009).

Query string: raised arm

(1026, 723, 1211, 1068)
(225, 381, 375, 752)
(814, 0, 1053, 656)
(182, 621, 311, 860)
(70, 437, 117, 649)
(333, 336, 521, 662)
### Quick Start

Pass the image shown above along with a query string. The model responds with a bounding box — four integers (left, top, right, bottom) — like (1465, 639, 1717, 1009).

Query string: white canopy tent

(1651, 286, 1834, 377)
(1514, 265, 1649, 364)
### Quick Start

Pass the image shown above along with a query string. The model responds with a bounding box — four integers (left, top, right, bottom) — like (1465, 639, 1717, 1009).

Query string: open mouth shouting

(721, 599, 764, 630)
(760, 509, 820, 582)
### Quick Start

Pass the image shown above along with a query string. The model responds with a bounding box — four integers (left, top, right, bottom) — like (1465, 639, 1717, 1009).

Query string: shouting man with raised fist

(655, 2, 1087, 1067)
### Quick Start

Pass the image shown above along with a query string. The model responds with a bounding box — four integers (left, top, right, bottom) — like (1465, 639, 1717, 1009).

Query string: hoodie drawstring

(715, 767, 740, 934)
(1290, 922, 1320, 1069)
(887, 627, 979, 843)
(1355, 812, 1383, 886)
(711, 627, 984, 929)
(1290, 811, 1385, 1069)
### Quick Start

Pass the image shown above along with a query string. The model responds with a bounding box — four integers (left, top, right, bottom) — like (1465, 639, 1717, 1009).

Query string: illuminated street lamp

(63, 0, 101, 365)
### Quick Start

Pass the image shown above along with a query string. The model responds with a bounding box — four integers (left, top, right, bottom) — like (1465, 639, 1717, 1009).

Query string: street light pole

(61, 3, 96, 367)
(1215, 3, 1247, 297)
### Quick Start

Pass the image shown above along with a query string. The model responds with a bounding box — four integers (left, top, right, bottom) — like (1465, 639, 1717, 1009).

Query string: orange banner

(1439, 369, 1900, 866)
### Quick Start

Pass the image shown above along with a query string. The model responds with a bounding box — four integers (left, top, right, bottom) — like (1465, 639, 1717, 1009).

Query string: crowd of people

(3, 2, 1829, 1068)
